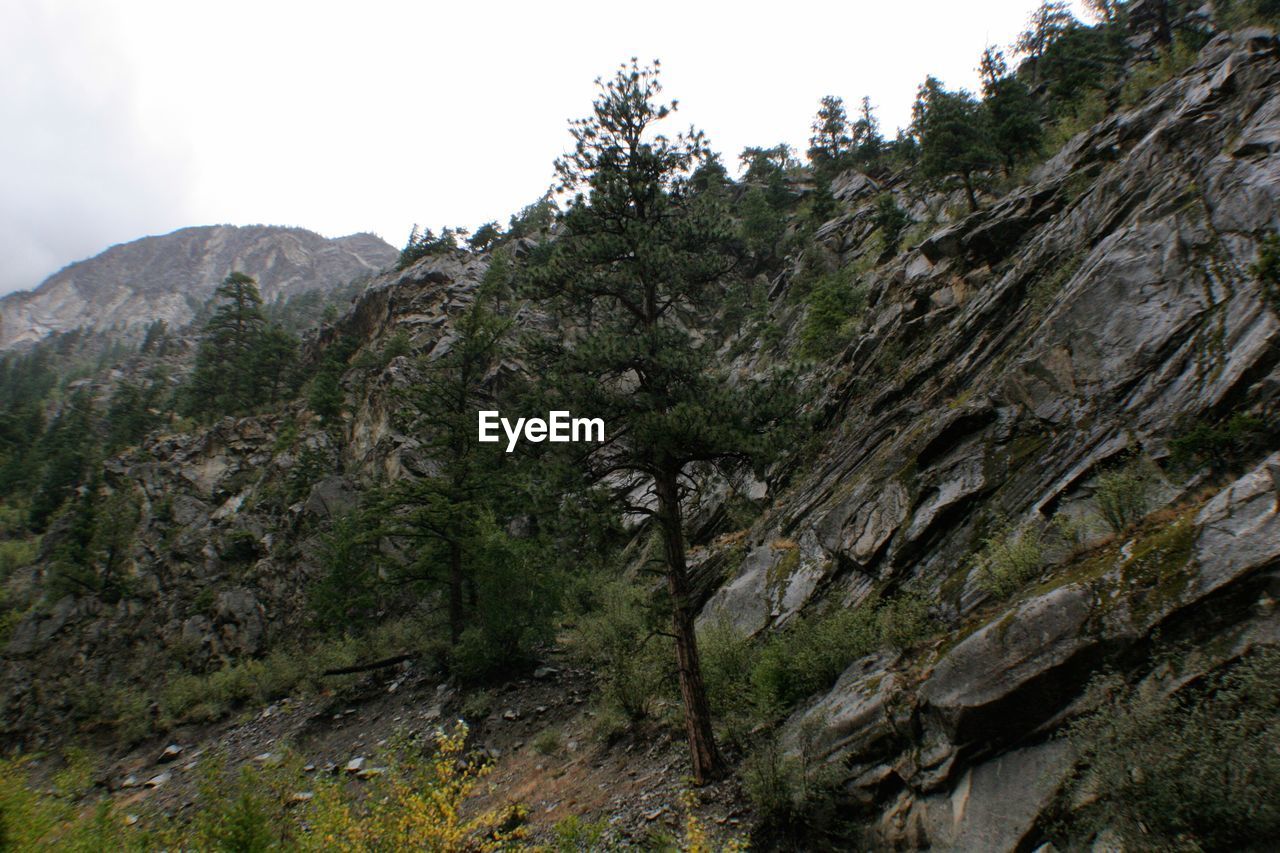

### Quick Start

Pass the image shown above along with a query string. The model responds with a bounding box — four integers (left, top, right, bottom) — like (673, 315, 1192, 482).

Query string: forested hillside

(1, 2, 1279, 849)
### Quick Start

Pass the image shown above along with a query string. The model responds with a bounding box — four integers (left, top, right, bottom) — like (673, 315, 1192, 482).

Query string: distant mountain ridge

(0, 225, 398, 349)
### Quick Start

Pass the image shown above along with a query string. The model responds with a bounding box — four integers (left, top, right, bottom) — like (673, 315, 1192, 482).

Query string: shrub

(354, 330, 412, 372)
(1218, 0, 1280, 27)
(570, 578, 670, 723)
(1118, 36, 1201, 108)
(1061, 647, 1280, 850)
(193, 763, 285, 851)
(871, 194, 913, 254)
(0, 754, 130, 850)
(741, 719, 839, 836)
(460, 689, 494, 723)
(1, 724, 530, 850)
(552, 815, 613, 852)
(969, 519, 1044, 598)
(0, 538, 36, 579)
(1168, 411, 1269, 475)
(750, 600, 883, 716)
(876, 589, 933, 648)
(1094, 459, 1155, 534)
(680, 788, 747, 853)
(704, 588, 937, 735)
(799, 268, 866, 358)
(699, 616, 760, 747)
(532, 727, 563, 756)
(306, 723, 527, 850)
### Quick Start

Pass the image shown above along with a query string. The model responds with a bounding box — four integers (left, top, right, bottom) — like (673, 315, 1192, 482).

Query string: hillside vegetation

(1, 2, 1279, 849)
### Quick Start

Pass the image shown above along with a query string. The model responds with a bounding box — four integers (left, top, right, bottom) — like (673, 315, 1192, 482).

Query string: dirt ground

(79, 652, 754, 847)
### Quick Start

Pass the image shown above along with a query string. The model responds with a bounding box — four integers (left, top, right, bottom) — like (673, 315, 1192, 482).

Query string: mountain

(0, 16, 1278, 853)
(0, 225, 398, 349)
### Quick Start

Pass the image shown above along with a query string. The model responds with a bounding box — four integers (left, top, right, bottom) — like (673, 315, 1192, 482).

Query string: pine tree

(378, 286, 512, 648)
(29, 390, 97, 532)
(184, 272, 274, 416)
(1016, 1, 1076, 84)
(253, 324, 300, 404)
(913, 76, 997, 211)
(527, 59, 795, 784)
(979, 47, 1043, 173)
(808, 95, 852, 178)
(852, 96, 884, 167)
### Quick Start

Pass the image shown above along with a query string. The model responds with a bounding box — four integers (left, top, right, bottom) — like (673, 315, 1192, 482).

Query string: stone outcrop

(698, 30, 1280, 845)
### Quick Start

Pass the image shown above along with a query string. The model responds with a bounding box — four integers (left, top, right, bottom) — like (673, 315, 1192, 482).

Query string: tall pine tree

(528, 59, 794, 784)
(913, 76, 997, 211)
(184, 272, 298, 417)
(808, 95, 852, 179)
(377, 285, 512, 648)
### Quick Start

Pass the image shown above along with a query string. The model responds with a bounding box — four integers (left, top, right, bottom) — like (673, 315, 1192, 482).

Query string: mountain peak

(0, 224, 397, 349)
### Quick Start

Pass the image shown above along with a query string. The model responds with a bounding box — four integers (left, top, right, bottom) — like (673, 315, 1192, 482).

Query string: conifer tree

(1017, 1, 1076, 83)
(378, 286, 512, 648)
(913, 76, 997, 211)
(29, 389, 97, 531)
(808, 95, 852, 178)
(852, 96, 884, 167)
(979, 47, 1043, 173)
(528, 59, 795, 784)
(183, 272, 299, 417)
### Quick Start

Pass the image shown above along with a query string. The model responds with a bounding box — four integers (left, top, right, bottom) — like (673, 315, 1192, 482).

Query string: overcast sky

(0, 0, 1091, 296)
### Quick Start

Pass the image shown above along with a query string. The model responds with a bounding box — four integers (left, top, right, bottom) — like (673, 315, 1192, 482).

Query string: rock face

(698, 30, 1280, 846)
(0, 225, 396, 349)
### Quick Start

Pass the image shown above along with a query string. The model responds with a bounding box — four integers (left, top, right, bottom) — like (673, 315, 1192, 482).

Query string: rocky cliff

(699, 27, 1280, 847)
(2, 27, 1279, 851)
(0, 225, 397, 349)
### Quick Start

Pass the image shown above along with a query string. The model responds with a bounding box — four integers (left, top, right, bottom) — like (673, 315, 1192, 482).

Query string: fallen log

(321, 653, 413, 677)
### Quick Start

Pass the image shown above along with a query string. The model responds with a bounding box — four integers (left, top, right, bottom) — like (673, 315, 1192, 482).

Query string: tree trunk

(962, 171, 979, 212)
(1151, 0, 1172, 48)
(448, 539, 464, 646)
(654, 467, 726, 785)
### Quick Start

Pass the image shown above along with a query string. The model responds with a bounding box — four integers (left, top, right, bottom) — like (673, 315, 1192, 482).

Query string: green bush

(749, 604, 880, 716)
(1218, 0, 1280, 27)
(1118, 36, 1201, 108)
(742, 718, 840, 835)
(871, 194, 913, 254)
(193, 764, 285, 852)
(1062, 647, 1280, 850)
(799, 268, 866, 358)
(969, 520, 1044, 599)
(0, 537, 37, 580)
(701, 588, 937, 744)
(551, 815, 613, 851)
(1168, 412, 1269, 475)
(1252, 232, 1280, 315)
(569, 577, 670, 724)
(1094, 459, 1155, 534)
(532, 727, 563, 756)
(876, 589, 933, 648)
(353, 330, 412, 372)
